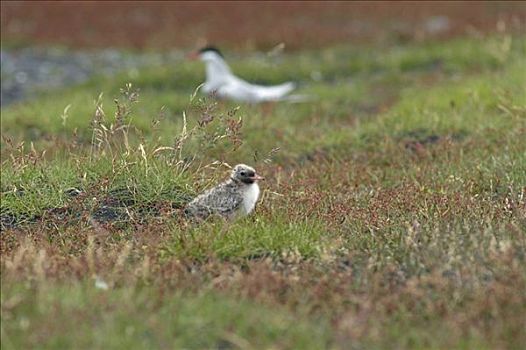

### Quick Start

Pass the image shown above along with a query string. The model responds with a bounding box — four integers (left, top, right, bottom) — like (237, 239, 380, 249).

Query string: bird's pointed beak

(253, 174, 264, 181)
(186, 51, 200, 60)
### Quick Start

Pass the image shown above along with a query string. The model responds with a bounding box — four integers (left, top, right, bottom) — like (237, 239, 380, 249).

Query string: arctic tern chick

(184, 164, 264, 221)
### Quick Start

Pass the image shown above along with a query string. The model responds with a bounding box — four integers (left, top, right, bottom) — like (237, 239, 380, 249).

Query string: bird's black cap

(198, 46, 224, 57)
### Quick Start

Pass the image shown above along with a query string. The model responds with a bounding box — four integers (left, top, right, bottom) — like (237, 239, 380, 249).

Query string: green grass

(1, 284, 331, 350)
(2, 36, 524, 142)
(1, 34, 525, 349)
(163, 216, 330, 261)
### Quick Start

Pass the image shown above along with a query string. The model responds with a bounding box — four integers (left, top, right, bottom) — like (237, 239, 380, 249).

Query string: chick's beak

(252, 174, 264, 181)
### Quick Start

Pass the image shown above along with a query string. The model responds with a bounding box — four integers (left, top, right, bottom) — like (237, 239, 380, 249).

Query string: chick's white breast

(242, 183, 260, 214)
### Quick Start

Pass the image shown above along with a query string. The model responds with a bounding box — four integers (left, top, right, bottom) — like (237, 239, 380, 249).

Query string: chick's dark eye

(240, 171, 246, 176)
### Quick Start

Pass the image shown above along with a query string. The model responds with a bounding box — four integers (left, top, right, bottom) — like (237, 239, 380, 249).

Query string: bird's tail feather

(259, 81, 296, 100)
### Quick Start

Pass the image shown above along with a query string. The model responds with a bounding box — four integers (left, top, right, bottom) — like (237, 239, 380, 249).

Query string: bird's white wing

(250, 81, 296, 101)
(217, 76, 296, 103)
(217, 78, 260, 103)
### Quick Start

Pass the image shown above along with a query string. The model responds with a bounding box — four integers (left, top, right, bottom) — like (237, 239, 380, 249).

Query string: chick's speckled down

(184, 164, 262, 221)
(185, 180, 244, 220)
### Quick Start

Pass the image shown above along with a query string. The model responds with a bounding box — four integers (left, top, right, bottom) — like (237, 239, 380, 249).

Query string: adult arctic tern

(188, 46, 303, 104)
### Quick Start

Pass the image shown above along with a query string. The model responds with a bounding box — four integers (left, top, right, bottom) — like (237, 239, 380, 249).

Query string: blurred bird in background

(188, 46, 307, 104)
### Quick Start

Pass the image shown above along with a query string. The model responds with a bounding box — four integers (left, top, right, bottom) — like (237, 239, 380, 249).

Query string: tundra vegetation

(1, 21, 525, 350)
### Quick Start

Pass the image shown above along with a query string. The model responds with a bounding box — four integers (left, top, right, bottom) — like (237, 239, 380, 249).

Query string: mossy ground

(1, 34, 525, 349)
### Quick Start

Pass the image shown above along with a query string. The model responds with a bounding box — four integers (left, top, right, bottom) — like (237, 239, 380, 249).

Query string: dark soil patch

(0, 209, 32, 231)
(397, 128, 468, 153)
(91, 186, 192, 224)
(0, 185, 194, 231)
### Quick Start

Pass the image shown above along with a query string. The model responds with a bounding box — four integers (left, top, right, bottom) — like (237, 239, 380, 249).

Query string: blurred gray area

(1, 48, 182, 107)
